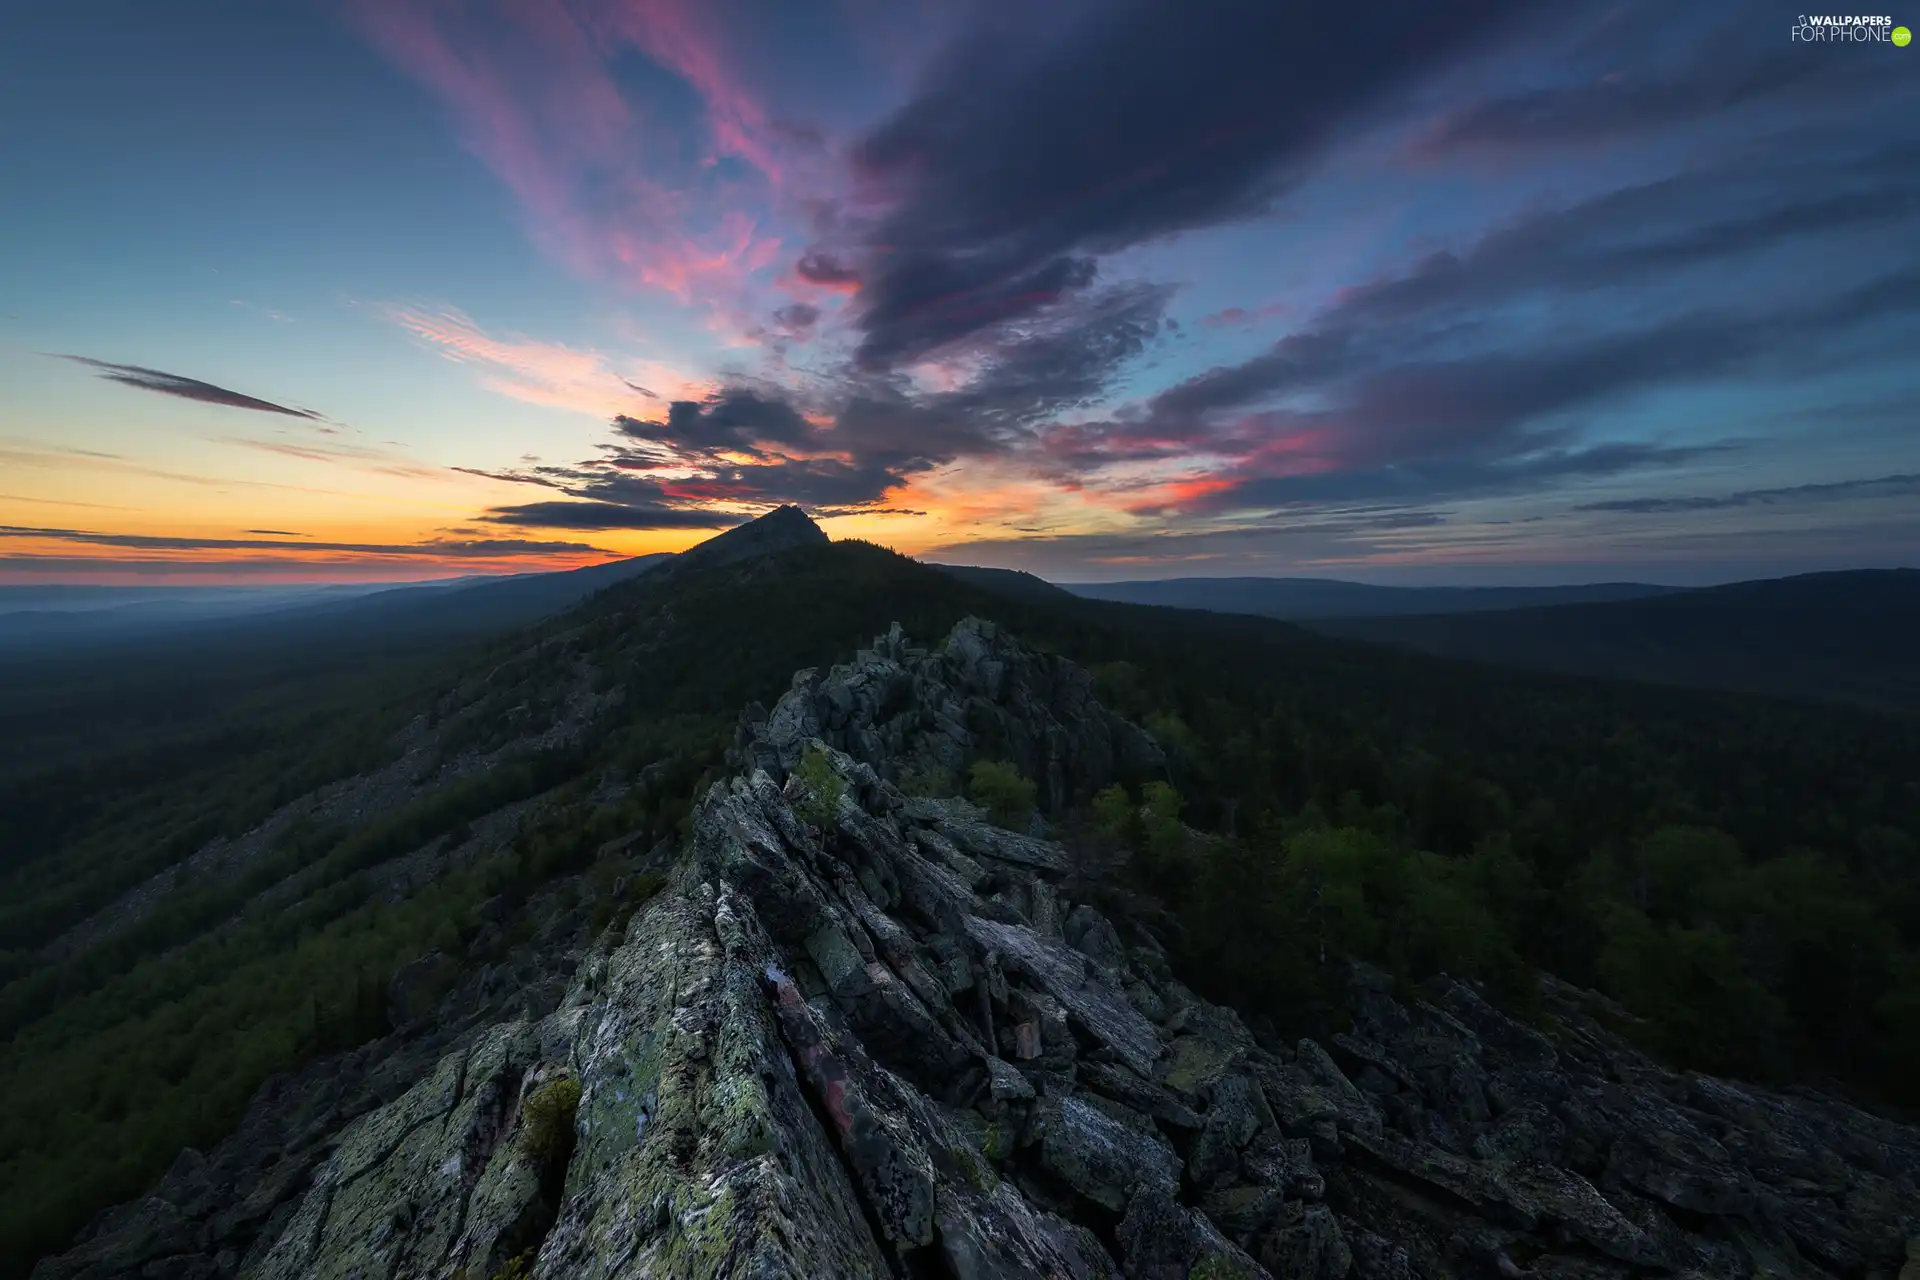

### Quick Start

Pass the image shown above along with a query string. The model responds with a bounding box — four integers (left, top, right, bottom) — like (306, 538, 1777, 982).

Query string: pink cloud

(594, 0, 784, 182)
(1031, 402, 1357, 519)
(352, 0, 800, 309)
(386, 303, 711, 414)
(1197, 301, 1290, 329)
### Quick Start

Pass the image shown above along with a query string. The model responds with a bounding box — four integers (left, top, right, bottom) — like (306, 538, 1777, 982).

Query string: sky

(0, 0, 1915, 586)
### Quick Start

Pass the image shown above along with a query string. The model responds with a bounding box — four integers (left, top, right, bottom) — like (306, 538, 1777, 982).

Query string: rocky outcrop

(40, 621, 1920, 1280)
(737, 616, 1164, 812)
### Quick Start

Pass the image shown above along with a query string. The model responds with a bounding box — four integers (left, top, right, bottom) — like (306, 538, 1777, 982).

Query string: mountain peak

(675, 504, 829, 573)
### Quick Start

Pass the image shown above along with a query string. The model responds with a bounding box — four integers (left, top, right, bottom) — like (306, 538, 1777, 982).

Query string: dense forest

(3, 539, 1918, 1274)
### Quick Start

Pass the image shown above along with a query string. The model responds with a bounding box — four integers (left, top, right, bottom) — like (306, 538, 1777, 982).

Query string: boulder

(1033, 1094, 1180, 1213)
(1117, 1187, 1269, 1280)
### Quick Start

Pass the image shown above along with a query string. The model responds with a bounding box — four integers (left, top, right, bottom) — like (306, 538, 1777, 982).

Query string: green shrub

(794, 746, 845, 827)
(488, 1254, 534, 1280)
(1597, 909, 1787, 1073)
(521, 1076, 581, 1165)
(898, 761, 958, 798)
(1090, 784, 1133, 841)
(1143, 710, 1198, 760)
(968, 760, 1036, 829)
(1140, 782, 1184, 853)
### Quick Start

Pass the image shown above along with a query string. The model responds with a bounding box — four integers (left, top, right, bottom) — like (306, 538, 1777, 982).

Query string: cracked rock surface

(38, 620, 1920, 1279)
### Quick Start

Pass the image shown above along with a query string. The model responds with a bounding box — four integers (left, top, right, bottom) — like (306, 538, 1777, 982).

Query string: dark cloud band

(0, 525, 601, 557)
(478, 501, 735, 531)
(830, 0, 1524, 369)
(55, 355, 324, 419)
(1578, 473, 1920, 514)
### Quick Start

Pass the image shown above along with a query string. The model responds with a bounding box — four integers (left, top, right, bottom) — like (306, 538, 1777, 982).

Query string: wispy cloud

(478, 500, 734, 530)
(814, 505, 926, 519)
(0, 524, 606, 558)
(0, 492, 133, 511)
(54, 355, 324, 419)
(1408, 5, 1898, 159)
(351, 0, 800, 310)
(1032, 148, 1920, 520)
(1576, 473, 1920, 514)
(384, 304, 707, 417)
(823, 0, 1525, 371)
(230, 299, 296, 323)
(0, 442, 366, 498)
(1198, 303, 1290, 330)
(925, 506, 1459, 577)
(218, 435, 448, 481)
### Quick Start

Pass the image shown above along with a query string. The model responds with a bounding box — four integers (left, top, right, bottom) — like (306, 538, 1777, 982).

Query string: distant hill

(0, 582, 412, 648)
(932, 563, 1079, 602)
(271, 551, 675, 637)
(1309, 568, 1920, 713)
(1058, 575, 1681, 619)
(0, 583, 389, 613)
(0, 551, 674, 781)
(0, 554, 675, 657)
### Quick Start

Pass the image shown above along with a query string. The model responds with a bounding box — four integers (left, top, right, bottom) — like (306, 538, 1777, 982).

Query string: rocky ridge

(39, 620, 1920, 1279)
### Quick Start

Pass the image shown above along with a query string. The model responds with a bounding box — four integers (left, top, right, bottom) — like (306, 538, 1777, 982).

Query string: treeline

(1104, 783, 1918, 1098)
(1069, 635, 1920, 1104)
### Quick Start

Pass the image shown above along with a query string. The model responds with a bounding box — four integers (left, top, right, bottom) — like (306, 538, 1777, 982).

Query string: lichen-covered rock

(1079, 1059, 1204, 1132)
(536, 885, 894, 1279)
(1117, 1187, 1269, 1280)
(245, 1020, 548, 1280)
(1252, 1202, 1351, 1280)
(744, 615, 1163, 810)
(964, 914, 1163, 1078)
(1243, 1130, 1325, 1201)
(1033, 1094, 1180, 1212)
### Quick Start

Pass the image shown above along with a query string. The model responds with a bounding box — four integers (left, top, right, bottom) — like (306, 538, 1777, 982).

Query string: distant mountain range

(937, 566, 1915, 713)
(0, 553, 673, 655)
(0, 505, 842, 657)
(1305, 568, 1920, 713)
(8, 528, 1915, 714)
(1057, 576, 1685, 619)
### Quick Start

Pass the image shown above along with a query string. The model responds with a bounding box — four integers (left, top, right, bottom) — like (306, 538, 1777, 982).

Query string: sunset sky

(1, 0, 1915, 585)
